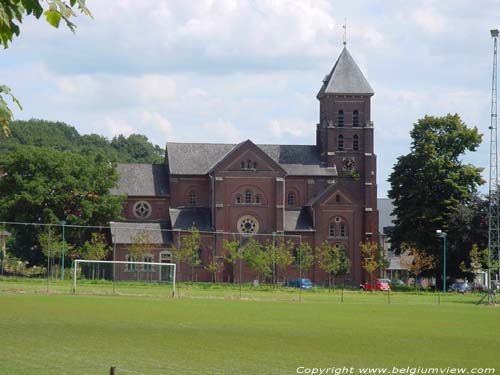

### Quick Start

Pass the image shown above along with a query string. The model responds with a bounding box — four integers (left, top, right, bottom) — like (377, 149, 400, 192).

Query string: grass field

(1, 278, 499, 375)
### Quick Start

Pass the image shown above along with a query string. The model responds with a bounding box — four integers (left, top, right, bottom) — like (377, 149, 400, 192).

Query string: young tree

(127, 231, 155, 281)
(242, 238, 272, 283)
(274, 240, 295, 283)
(317, 241, 351, 289)
(170, 226, 201, 282)
(294, 241, 314, 275)
(38, 227, 75, 278)
(0, 1, 92, 136)
(79, 233, 111, 280)
(222, 238, 242, 283)
(204, 258, 223, 283)
(360, 241, 383, 286)
(388, 115, 483, 277)
(401, 248, 436, 291)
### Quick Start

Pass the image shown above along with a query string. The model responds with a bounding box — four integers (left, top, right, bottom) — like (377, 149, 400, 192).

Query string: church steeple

(317, 48, 374, 98)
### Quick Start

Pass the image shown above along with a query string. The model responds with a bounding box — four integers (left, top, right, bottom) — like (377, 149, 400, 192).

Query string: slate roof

(166, 142, 337, 176)
(110, 221, 172, 245)
(284, 209, 314, 232)
(317, 47, 374, 97)
(169, 207, 212, 231)
(378, 198, 395, 233)
(110, 164, 169, 196)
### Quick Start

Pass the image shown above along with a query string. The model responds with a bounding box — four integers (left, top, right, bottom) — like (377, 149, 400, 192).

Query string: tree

(317, 241, 351, 289)
(360, 241, 387, 286)
(274, 240, 295, 283)
(79, 233, 111, 280)
(294, 241, 314, 275)
(222, 238, 242, 283)
(0, 1, 92, 136)
(170, 226, 201, 282)
(127, 231, 155, 281)
(401, 248, 436, 291)
(388, 114, 483, 280)
(204, 258, 223, 283)
(0, 146, 124, 264)
(242, 238, 272, 283)
(38, 226, 75, 278)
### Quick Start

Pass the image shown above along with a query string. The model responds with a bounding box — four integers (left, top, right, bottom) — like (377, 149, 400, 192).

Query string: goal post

(73, 259, 176, 297)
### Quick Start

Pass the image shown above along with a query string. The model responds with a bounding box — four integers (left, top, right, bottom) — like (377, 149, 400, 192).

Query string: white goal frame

(73, 259, 176, 296)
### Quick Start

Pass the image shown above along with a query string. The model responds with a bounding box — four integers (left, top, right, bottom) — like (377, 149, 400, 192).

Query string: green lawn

(1, 278, 499, 375)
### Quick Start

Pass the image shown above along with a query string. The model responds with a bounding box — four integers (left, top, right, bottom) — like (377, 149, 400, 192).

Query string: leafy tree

(242, 238, 272, 283)
(127, 231, 155, 281)
(0, 1, 92, 135)
(37, 226, 75, 278)
(317, 241, 351, 289)
(222, 238, 242, 283)
(388, 114, 483, 280)
(79, 233, 111, 280)
(170, 226, 201, 282)
(401, 248, 436, 291)
(0, 120, 165, 164)
(360, 241, 387, 286)
(274, 240, 295, 283)
(204, 258, 223, 283)
(0, 145, 124, 264)
(294, 241, 314, 274)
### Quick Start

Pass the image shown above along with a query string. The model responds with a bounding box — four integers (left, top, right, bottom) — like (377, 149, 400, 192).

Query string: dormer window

(338, 135, 344, 151)
(353, 110, 359, 127)
(188, 191, 197, 206)
(353, 135, 359, 151)
(338, 110, 344, 127)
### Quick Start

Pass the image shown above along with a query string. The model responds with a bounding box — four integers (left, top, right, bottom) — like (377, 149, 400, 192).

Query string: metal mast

(488, 29, 499, 303)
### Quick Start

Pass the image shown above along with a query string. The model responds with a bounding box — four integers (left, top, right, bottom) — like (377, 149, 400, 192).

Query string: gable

(209, 139, 286, 175)
(323, 190, 353, 205)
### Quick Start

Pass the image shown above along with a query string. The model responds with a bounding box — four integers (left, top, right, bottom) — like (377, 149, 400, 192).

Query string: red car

(361, 278, 391, 291)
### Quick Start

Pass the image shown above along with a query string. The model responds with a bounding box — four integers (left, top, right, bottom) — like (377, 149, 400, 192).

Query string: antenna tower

(487, 29, 499, 304)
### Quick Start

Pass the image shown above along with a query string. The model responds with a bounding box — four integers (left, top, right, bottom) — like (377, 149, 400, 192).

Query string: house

(110, 46, 379, 285)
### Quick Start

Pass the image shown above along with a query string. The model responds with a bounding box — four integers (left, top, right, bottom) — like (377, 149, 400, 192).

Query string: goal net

(72, 259, 176, 297)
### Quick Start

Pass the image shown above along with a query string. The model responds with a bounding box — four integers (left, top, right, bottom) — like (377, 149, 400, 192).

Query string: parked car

(448, 282, 471, 294)
(360, 278, 391, 291)
(390, 279, 405, 286)
(286, 278, 313, 289)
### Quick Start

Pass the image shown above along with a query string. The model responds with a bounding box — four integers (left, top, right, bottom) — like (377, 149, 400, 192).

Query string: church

(109, 46, 378, 286)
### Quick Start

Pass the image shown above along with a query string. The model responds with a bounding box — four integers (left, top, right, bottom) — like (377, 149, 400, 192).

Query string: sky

(1, 0, 499, 197)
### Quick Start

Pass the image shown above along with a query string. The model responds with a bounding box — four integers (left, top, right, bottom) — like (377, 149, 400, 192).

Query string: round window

(133, 201, 152, 219)
(237, 215, 260, 234)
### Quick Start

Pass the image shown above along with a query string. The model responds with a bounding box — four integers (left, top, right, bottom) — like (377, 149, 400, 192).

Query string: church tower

(316, 46, 379, 245)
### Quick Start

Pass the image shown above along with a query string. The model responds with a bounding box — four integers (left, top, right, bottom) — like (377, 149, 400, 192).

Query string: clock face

(343, 157, 355, 170)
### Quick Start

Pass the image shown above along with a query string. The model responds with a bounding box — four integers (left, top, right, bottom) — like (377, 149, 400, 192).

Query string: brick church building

(110, 46, 378, 286)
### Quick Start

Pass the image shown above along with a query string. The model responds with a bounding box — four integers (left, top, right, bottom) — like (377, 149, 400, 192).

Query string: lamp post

(436, 230, 447, 293)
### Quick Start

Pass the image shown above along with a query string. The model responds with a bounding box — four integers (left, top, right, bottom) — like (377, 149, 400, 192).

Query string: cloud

(412, 6, 447, 33)
(99, 117, 134, 137)
(141, 111, 174, 139)
(270, 118, 311, 138)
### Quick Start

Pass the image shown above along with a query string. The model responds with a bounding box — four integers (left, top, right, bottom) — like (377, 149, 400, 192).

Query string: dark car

(286, 278, 313, 289)
(448, 282, 471, 294)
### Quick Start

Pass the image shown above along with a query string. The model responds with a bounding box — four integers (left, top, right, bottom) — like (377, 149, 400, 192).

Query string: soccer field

(1, 279, 499, 375)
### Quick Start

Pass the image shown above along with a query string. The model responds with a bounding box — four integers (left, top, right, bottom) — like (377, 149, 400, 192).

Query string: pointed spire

(317, 48, 374, 97)
(342, 18, 347, 46)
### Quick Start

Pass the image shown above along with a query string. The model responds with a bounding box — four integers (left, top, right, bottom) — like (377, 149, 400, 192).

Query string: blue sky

(1, 0, 499, 197)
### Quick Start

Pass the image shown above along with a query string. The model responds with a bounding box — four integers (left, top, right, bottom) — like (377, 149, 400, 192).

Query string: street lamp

(436, 230, 447, 293)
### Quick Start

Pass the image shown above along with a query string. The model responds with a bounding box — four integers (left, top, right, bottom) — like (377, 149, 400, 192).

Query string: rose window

(133, 201, 152, 219)
(237, 215, 259, 234)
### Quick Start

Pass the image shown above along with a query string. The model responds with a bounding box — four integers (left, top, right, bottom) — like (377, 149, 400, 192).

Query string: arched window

(353, 110, 359, 127)
(340, 223, 347, 237)
(253, 162, 257, 169)
(329, 223, 336, 237)
(287, 191, 296, 206)
(245, 190, 252, 204)
(335, 194, 341, 203)
(247, 160, 252, 169)
(255, 194, 261, 204)
(235, 195, 242, 204)
(241, 161, 245, 169)
(188, 191, 197, 206)
(338, 135, 344, 151)
(353, 135, 359, 151)
(338, 110, 344, 127)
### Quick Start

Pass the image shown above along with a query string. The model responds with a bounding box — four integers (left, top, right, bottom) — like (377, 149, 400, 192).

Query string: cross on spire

(342, 18, 347, 46)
